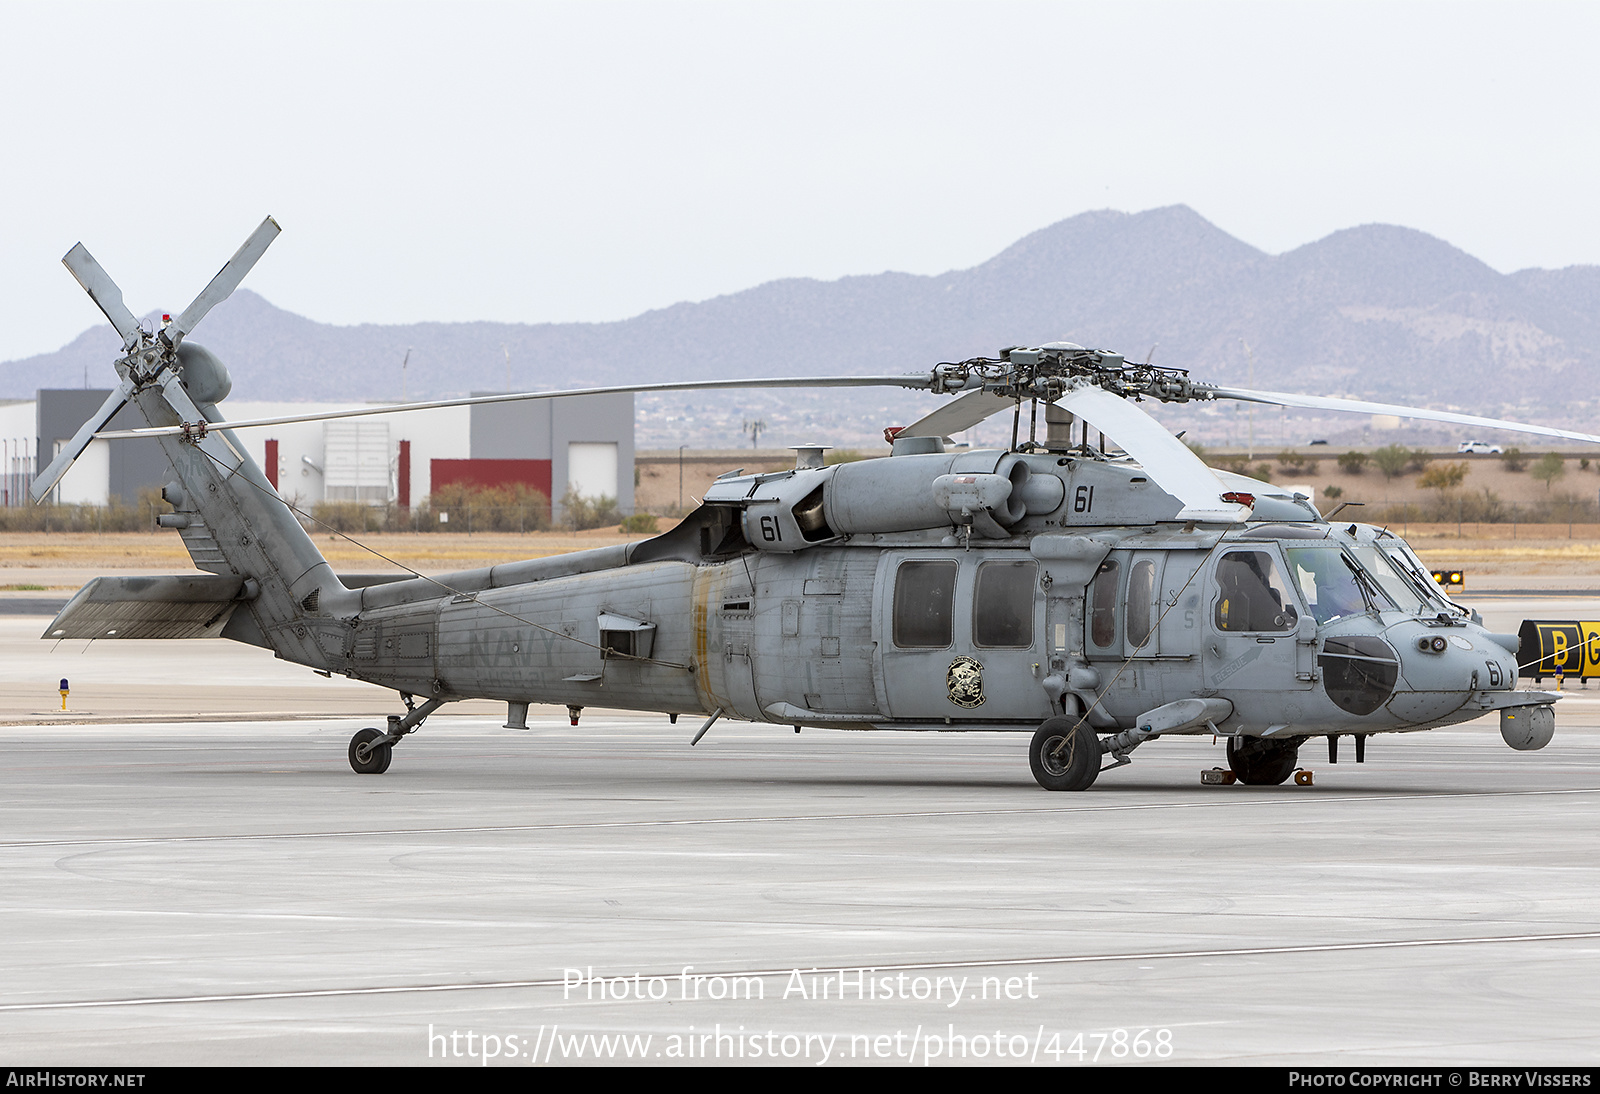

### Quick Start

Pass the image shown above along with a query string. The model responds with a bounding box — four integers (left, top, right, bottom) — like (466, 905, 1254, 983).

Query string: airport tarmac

(1, 598, 1597, 1067)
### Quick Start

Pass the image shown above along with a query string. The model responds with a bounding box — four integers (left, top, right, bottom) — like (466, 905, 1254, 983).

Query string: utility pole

(401, 347, 411, 401)
(743, 419, 766, 449)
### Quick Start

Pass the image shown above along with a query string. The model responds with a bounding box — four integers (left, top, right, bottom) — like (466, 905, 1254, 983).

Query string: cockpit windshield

(1377, 539, 1466, 615)
(1348, 545, 1429, 615)
(1284, 546, 1379, 624)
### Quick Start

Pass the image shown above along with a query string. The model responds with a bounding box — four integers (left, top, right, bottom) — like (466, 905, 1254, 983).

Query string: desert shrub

(1372, 444, 1411, 480)
(1337, 451, 1368, 474)
(1419, 462, 1468, 491)
(0, 499, 159, 532)
(1531, 453, 1566, 491)
(1501, 447, 1527, 472)
(1276, 451, 1319, 476)
(619, 512, 659, 534)
(560, 489, 620, 531)
(1369, 489, 1527, 524)
(1530, 491, 1598, 523)
(1322, 484, 1344, 500)
(420, 482, 551, 532)
(311, 500, 383, 532)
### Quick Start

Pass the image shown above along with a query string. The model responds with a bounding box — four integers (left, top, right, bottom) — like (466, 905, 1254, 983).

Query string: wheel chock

(1201, 767, 1237, 786)
(1294, 769, 1314, 786)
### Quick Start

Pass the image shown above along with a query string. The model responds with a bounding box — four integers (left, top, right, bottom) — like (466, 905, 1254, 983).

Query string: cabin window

(974, 560, 1036, 648)
(1213, 550, 1298, 632)
(1090, 559, 1120, 648)
(893, 560, 957, 648)
(1126, 559, 1157, 650)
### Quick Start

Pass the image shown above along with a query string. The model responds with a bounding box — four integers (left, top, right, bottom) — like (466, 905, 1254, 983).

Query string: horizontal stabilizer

(44, 575, 249, 640)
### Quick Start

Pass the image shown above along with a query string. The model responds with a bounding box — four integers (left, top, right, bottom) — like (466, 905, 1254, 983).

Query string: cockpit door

(1202, 545, 1313, 694)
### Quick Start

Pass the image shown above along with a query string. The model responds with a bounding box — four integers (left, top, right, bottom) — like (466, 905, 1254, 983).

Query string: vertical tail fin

(140, 377, 354, 669)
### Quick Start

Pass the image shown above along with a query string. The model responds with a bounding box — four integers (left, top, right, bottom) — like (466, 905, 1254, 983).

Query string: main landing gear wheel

(348, 727, 392, 774)
(1226, 735, 1301, 786)
(1029, 717, 1101, 792)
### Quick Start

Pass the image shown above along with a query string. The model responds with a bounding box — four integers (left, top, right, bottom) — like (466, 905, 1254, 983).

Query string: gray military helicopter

(38, 218, 1600, 790)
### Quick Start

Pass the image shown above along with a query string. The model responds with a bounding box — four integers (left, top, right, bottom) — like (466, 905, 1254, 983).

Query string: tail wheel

(1226, 735, 1301, 786)
(348, 727, 392, 775)
(1029, 717, 1101, 792)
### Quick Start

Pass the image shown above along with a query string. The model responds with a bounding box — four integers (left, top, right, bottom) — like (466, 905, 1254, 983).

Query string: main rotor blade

(29, 383, 133, 503)
(61, 244, 141, 347)
(1210, 387, 1600, 445)
(92, 373, 940, 440)
(1059, 385, 1248, 522)
(898, 389, 1017, 438)
(166, 216, 281, 344)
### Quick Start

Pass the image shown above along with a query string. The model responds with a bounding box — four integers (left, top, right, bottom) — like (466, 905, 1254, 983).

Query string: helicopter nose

(1375, 638, 1483, 724)
(1393, 627, 1515, 701)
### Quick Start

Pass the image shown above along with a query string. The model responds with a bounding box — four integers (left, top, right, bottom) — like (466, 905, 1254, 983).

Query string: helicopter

(35, 217, 1600, 791)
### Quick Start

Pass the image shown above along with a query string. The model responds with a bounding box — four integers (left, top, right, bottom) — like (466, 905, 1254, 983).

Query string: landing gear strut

(347, 695, 449, 774)
(1226, 735, 1304, 786)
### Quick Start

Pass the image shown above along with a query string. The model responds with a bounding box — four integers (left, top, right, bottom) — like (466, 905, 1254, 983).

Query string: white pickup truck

(1457, 440, 1503, 454)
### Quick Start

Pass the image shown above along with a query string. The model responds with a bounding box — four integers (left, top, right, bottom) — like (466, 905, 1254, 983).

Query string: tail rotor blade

(61, 244, 141, 346)
(167, 216, 281, 344)
(29, 384, 132, 503)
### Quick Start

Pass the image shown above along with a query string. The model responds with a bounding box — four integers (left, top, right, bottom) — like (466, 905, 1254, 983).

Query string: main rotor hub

(927, 345, 1218, 405)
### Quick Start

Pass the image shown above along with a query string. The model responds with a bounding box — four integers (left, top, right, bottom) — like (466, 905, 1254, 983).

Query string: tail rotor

(29, 217, 280, 503)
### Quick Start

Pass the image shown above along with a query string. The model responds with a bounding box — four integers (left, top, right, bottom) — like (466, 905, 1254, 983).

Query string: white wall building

(21, 392, 634, 516)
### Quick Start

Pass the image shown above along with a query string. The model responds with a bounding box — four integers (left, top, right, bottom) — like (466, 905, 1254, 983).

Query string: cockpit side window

(1213, 550, 1298, 632)
(1285, 546, 1369, 625)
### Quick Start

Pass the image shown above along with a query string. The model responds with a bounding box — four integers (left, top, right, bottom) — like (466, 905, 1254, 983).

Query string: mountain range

(6, 205, 1596, 448)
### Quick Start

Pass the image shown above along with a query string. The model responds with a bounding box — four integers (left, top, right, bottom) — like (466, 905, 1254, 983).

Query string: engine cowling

(710, 450, 1066, 552)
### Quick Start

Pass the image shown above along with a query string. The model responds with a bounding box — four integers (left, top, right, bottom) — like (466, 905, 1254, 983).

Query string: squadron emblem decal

(946, 656, 985, 708)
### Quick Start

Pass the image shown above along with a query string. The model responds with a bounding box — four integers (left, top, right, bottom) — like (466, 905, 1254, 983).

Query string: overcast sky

(3, 0, 1597, 367)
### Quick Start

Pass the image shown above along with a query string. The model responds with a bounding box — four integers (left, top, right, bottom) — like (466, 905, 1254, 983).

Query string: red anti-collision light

(883, 426, 906, 444)
(1220, 491, 1256, 506)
